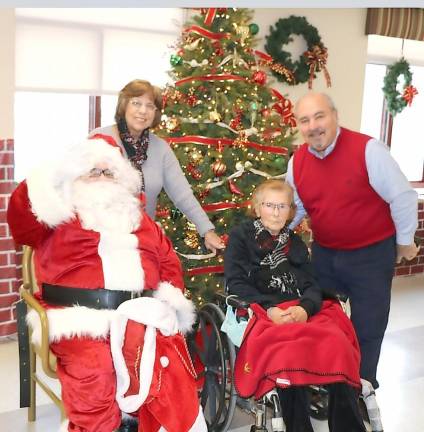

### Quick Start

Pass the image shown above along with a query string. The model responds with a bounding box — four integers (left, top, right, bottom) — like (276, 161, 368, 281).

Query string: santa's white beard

(72, 180, 142, 233)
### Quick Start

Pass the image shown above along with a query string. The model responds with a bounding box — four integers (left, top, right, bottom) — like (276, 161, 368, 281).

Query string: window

(14, 9, 183, 180)
(361, 34, 424, 184)
(361, 63, 424, 183)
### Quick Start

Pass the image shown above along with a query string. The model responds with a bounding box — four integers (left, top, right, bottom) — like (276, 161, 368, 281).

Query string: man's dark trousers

(311, 235, 396, 389)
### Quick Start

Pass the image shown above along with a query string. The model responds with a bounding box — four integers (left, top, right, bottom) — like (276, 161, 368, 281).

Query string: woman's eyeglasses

(261, 202, 291, 211)
(129, 99, 157, 112)
(88, 168, 115, 179)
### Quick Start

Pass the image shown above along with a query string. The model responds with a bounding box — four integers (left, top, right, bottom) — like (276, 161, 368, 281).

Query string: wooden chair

(19, 245, 66, 421)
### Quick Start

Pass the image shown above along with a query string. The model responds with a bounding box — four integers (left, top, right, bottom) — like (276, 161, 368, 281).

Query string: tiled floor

(0, 274, 423, 432)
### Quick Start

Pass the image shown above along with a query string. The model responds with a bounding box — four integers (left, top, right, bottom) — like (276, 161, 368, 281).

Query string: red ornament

(187, 163, 202, 180)
(198, 188, 210, 200)
(211, 160, 227, 177)
(252, 70, 267, 85)
(228, 180, 244, 196)
(220, 233, 229, 245)
(155, 207, 170, 218)
(187, 94, 198, 106)
(229, 114, 242, 130)
(260, 108, 271, 117)
(213, 41, 224, 56)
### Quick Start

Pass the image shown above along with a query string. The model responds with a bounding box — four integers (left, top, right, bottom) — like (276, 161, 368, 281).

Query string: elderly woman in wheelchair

(223, 179, 367, 432)
(8, 137, 207, 432)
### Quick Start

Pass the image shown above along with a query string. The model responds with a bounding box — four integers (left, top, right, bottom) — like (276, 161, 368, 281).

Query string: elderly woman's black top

(224, 219, 323, 317)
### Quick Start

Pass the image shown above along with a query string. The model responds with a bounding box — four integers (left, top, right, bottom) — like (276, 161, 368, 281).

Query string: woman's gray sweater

(90, 125, 214, 236)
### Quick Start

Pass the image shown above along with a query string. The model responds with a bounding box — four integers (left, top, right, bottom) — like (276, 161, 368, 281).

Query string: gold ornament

(188, 149, 204, 166)
(209, 110, 222, 123)
(233, 131, 248, 148)
(184, 230, 200, 249)
(166, 117, 179, 132)
(234, 24, 250, 45)
(211, 160, 227, 177)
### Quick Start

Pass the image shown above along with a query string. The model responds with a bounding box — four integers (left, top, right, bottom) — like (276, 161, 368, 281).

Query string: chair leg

(28, 347, 36, 421)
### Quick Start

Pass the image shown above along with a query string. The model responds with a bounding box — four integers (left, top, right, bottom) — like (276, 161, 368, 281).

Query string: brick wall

(394, 199, 424, 277)
(0, 138, 21, 337)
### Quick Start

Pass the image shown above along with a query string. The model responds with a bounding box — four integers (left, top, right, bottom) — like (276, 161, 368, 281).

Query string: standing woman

(90, 79, 224, 252)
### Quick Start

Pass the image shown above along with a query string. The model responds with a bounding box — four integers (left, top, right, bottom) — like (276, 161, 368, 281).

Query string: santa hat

(26, 137, 142, 227)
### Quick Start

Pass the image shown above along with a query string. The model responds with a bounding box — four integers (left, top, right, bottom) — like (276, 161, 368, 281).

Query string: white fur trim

(110, 315, 156, 413)
(114, 297, 179, 336)
(154, 282, 196, 334)
(98, 231, 144, 292)
(27, 163, 75, 228)
(59, 419, 69, 432)
(27, 306, 115, 346)
(189, 406, 208, 431)
(26, 138, 141, 227)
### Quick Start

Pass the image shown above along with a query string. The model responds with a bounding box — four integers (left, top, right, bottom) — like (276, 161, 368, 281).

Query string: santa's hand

(396, 242, 420, 264)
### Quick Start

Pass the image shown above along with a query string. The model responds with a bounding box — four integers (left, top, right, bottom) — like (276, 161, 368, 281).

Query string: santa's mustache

(71, 179, 141, 232)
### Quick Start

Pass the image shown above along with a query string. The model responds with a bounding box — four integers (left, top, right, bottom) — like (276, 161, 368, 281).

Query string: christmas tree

(155, 8, 296, 303)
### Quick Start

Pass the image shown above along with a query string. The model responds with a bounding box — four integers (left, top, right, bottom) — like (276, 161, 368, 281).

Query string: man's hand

(266, 306, 308, 325)
(396, 242, 420, 264)
(204, 230, 225, 253)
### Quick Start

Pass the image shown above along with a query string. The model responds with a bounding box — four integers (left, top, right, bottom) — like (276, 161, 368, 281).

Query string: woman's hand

(204, 230, 225, 253)
(267, 306, 308, 325)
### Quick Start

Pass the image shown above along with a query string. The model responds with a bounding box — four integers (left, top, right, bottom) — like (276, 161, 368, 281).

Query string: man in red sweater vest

(286, 92, 419, 394)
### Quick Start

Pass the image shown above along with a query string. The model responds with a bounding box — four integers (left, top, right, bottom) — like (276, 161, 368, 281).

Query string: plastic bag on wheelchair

(220, 305, 248, 347)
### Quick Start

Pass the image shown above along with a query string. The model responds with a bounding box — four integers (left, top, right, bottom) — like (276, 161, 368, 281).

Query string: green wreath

(383, 58, 412, 116)
(265, 15, 323, 85)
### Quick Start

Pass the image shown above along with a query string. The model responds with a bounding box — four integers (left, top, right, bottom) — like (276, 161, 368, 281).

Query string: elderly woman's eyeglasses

(88, 168, 115, 179)
(129, 99, 157, 112)
(261, 202, 290, 211)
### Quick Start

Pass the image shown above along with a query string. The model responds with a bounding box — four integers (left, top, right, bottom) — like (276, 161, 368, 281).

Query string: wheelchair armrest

(20, 284, 57, 378)
(214, 291, 251, 309)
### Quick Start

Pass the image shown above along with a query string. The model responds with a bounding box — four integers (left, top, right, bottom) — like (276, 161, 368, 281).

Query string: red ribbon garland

(202, 200, 251, 212)
(402, 85, 418, 106)
(204, 8, 217, 26)
(183, 25, 230, 40)
(165, 135, 288, 155)
(175, 74, 244, 86)
(185, 265, 224, 275)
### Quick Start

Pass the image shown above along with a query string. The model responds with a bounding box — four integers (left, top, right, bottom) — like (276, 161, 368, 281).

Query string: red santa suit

(7, 138, 207, 432)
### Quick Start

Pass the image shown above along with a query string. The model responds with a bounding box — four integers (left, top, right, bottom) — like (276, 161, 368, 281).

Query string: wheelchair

(187, 291, 384, 432)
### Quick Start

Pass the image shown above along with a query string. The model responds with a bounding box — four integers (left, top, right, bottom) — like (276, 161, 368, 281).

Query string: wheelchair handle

(214, 291, 250, 309)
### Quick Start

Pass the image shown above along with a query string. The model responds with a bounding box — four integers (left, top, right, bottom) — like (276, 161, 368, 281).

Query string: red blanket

(234, 300, 361, 399)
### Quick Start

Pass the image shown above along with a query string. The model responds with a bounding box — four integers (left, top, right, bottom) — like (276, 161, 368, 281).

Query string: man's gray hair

(294, 92, 337, 117)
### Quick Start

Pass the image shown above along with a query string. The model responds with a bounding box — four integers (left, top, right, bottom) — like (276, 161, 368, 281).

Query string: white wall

(0, 9, 15, 138)
(253, 9, 368, 143)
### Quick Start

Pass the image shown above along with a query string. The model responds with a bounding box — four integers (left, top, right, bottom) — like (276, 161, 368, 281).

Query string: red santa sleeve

(7, 181, 52, 248)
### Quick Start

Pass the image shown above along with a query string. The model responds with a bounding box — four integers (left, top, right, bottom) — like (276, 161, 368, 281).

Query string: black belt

(42, 283, 152, 310)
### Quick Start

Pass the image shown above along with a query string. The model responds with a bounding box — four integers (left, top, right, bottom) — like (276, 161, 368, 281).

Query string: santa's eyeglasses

(88, 168, 115, 179)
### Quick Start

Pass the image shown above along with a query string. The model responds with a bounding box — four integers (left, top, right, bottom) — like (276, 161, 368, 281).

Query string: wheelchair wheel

(187, 302, 237, 432)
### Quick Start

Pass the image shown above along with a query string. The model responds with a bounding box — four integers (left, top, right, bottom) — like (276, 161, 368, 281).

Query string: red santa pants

(120, 320, 202, 432)
(50, 337, 121, 432)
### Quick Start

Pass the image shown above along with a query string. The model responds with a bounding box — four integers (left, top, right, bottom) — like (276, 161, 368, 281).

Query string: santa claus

(7, 137, 207, 432)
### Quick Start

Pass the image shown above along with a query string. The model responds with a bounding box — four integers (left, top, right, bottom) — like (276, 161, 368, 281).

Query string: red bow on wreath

(304, 45, 332, 89)
(402, 85, 418, 106)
